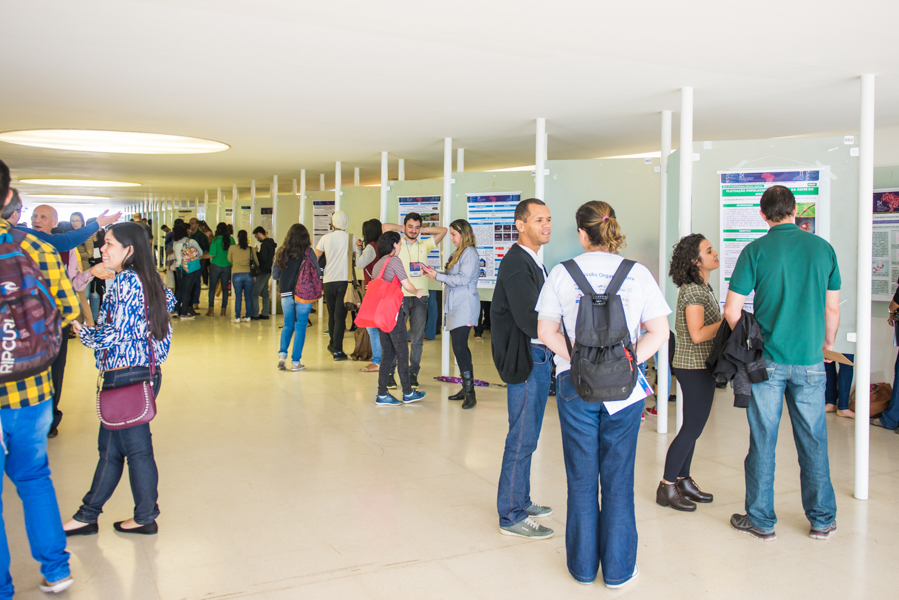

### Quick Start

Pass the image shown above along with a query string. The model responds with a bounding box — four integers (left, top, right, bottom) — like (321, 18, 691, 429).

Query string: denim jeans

(497, 344, 552, 527)
(175, 269, 199, 316)
(0, 401, 70, 597)
(824, 353, 854, 411)
(556, 372, 643, 586)
(89, 289, 102, 323)
(74, 367, 162, 526)
(208, 265, 231, 309)
(745, 359, 836, 532)
(280, 296, 312, 363)
(426, 290, 439, 340)
(881, 351, 899, 428)
(252, 273, 272, 317)
(367, 327, 382, 365)
(232, 272, 254, 319)
(383, 295, 428, 375)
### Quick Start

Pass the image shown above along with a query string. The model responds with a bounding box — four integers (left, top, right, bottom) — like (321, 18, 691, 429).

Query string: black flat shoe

(656, 482, 696, 512)
(448, 389, 465, 401)
(677, 477, 713, 503)
(114, 520, 158, 535)
(64, 522, 98, 537)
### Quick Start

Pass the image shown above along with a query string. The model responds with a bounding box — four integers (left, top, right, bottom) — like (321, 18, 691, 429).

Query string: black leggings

(378, 306, 412, 396)
(450, 326, 473, 373)
(663, 368, 716, 482)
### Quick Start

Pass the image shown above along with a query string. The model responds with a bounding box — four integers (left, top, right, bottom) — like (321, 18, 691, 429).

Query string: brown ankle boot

(656, 481, 696, 512)
(220, 307, 226, 317)
(206, 308, 213, 317)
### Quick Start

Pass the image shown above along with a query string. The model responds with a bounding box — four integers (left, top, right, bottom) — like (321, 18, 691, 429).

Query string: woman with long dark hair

(655, 234, 722, 511)
(62, 222, 176, 537)
(207, 222, 234, 317)
(423, 219, 480, 409)
(272, 224, 317, 371)
(357, 219, 383, 373)
(227, 229, 257, 322)
(370, 231, 427, 406)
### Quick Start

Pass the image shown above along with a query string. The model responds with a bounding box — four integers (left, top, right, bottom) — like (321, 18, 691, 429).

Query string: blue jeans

(367, 327, 382, 365)
(746, 360, 836, 532)
(824, 353, 854, 411)
(251, 273, 271, 317)
(74, 367, 162, 526)
(497, 345, 552, 527)
(556, 372, 643, 586)
(426, 290, 439, 339)
(280, 297, 312, 362)
(0, 401, 70, 597)
(208, 265, 231, 309)
(232, 273, 254, 318)
(879, 351, 899, 428)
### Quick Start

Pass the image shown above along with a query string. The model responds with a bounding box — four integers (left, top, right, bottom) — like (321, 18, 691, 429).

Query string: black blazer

(491, 244, 546, 384)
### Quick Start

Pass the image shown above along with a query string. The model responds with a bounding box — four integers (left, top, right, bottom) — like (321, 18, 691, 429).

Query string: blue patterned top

(78, 270, 177, 371)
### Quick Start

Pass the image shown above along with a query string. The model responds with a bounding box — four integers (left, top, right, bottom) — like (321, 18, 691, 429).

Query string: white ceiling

(2, 0, 898, 205)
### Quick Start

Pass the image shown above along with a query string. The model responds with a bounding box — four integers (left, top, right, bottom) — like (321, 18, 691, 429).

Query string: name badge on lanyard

(407, 242, 423, 277)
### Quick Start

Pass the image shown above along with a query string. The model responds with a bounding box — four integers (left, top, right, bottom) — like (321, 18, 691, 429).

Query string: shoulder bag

(343, 234, 364, 311)
(249, 247, 261, 277)
(354, 258, 404, 332)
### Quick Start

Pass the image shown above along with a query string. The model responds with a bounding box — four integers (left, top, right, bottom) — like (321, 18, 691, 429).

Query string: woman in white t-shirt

(536, 201, 670, 589)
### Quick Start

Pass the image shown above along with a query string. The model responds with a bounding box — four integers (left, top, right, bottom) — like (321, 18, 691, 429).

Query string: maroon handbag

(95, 297, 158, 430)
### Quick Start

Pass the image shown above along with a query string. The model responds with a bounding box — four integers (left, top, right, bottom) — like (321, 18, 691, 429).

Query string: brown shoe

(220, 308, 227, 317)
(206, 308, 214, 317)
(677, 477, 713, 503)
(656, 481, 696, 512)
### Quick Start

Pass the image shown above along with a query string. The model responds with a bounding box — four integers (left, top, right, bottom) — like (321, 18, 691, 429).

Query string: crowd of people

(0, 152, 886, 595)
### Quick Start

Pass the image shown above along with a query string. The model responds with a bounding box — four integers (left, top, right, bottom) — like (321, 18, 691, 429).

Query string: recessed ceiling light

(0, 129, 229, 154)
(28, 194, 111, 200)
(19, 178, 141, 187)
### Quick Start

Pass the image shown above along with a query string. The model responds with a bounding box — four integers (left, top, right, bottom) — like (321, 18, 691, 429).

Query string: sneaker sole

(527, 509, 553, 518)
(375, 402, 402, 407)
(730, 522, 776, 541)
(809, 524, 836, 540)
(605, 566, 640, 589)
(498, 527, 554, 539)
(402, 397, 423, 404)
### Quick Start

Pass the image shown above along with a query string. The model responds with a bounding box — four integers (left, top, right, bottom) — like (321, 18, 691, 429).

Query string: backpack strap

(606, 259, 635, 296)
(561, 260, 596, 298)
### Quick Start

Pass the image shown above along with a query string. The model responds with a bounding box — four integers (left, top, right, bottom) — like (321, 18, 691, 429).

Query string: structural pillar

(271, 175, 279, 313)
(335, 161, 341, 211)
(441, 138, 452, 377)
(380, 152, 388, 222)
(535, 118, 546, 200)
(676, 86, 694, 433)
(300, 170, 306, 225)
(399, 159, 405, 181)
(657, 110, 672, 434)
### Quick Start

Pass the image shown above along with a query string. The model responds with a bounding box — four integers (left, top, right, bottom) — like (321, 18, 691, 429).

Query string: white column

(320, 174, 325, 191)
(250, 181, 256, 232)
(380, 152, 388, 222)
(441, 138, 452, 377)
(231, 184, 238, 228)
(398, 159, 405, 181)
(216, 187, 222, 223)
(457, 148, 464, 172)
(535, 118, 546, 200)
(657, 110, 672, 434)
(335, 161, 341, 211)
(203, 190, 209, 222)
(271, 175, 279, 313)
(675, 87, 694, 433)
(354, 167, 360, 187)
(299, 170, 306, 225)
(855, 74, 876, 500)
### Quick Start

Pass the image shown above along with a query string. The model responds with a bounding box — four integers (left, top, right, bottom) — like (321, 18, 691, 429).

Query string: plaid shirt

(0, 219, 80, 409)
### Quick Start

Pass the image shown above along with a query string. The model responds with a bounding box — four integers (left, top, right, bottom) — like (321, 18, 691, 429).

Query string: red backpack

(294, 249, 323, 301)
(0, 229, 62, 383)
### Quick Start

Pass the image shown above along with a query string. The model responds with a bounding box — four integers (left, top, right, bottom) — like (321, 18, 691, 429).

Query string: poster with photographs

(313, 200, 336, 248)
(397, 196, 442, 269)
(872, 188, 899, 301)
(466, 192, 521, 289)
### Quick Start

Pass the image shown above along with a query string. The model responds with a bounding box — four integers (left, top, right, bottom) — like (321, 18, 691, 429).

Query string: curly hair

(669, 233, 707, 287)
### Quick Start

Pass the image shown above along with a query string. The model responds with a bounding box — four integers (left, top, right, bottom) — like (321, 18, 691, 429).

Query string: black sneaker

(730, 513, 776, 541)
(259, 315, 270, 320)
(333, 351, 348, 361)
(410, 373, 420, 388)
(327, 344, 334, 354)
(386, 374, 398, 389)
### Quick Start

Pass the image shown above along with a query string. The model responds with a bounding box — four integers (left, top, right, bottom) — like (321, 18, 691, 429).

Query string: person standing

(188, 218, 210, 310)
(315, 211, 359, 361)
(69, 211, 96, 327)
(382, 213, 447, 388)
(422, 219, 480, 409)
(492, 198, 555, 539)
(0, 160, 81, 595)
(207, 222, 234, 317)
(227, 230, 257, 323)
(251, 226, 276, 320)
(656, 234, 722, 511)
(536, 201, 670, 588)
(170, 224, 203, 320)
(132, 212, 153, 243)
(357, 219, 383, 373)
(723, 185, 841, 542)
(874, 286, 899, 431)
(273, 224, 317, 371)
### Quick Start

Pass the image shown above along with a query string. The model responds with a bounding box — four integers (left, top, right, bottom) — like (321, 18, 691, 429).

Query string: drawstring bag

(354, 259, 403, 332)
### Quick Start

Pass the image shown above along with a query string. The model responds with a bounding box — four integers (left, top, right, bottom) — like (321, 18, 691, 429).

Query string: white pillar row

(535, 118, 546, 200)
(354, 167, 360, 187)
(398, 159, 405, 181)
(216, 187, 222, 224)
(250, 181, 256, 233)
(320, 174, 325, 191)
(380, 152, 388, 222)
(271, 175, 279, 313)
(231, 184, 238, 227)
(441, 138, 453, 377)
(855, 74, 876, 501)
(203, 190, 209, 222)
(457, 148, 464, 172)
(299, 170, 306, 225)
(335, 161, 341, 211)
(675, 86, 694, 434)
(657, 110, 672, 435)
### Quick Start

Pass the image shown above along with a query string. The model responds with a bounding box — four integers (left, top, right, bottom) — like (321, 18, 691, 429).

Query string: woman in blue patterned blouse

(62, 222, 176, 537)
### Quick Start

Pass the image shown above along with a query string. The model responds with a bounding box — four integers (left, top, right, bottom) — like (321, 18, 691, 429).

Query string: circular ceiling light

(0, 129, 229, 154)
(28, 194, 112, 200)
(19, 178, 141, 187)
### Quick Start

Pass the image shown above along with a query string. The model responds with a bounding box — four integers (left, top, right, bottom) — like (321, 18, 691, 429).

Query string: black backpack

(560, 258, 638, 403)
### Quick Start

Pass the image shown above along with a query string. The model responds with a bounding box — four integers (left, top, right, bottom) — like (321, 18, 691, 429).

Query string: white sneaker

(278, 356, 287, 370)
(232, 318, 241, 323)
(290, 362, 305, 371)
(241, 317, 251, 322)
(605, 565, 639, 589)
(39, 575, 74, 594)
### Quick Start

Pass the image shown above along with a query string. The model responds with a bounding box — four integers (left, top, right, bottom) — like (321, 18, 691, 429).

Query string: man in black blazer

(492, 198, 555, 539)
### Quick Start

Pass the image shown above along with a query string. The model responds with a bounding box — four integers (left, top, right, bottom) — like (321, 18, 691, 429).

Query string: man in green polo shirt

(723, 185, 841, 543)
(382, 213, 447, 389)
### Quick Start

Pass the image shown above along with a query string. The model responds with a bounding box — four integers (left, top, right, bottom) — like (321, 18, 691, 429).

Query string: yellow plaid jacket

(0, 219, 79, 409)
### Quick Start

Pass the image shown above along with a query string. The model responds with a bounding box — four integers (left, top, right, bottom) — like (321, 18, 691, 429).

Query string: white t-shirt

(315, 230, 358, 283)
(535, 251, 671, 414)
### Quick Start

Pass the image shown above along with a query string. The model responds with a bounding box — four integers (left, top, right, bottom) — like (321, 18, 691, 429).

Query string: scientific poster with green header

(718, 168, 831, 311)
(871, 188, 899, 301)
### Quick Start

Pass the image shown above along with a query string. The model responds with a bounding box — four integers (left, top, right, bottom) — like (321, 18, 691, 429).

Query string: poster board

(718, 168, 831, 311)
(466, 192, 521, 289)
(872, 188, 899, 301)
(397, 196, 442, 269)
(261, 207, 273, 233)
(313, 200, 336, 248)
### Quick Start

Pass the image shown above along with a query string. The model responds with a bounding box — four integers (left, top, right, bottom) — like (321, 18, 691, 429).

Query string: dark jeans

(449, 326, 473, 373)
(252, 272, 272, 317)
(208, 265, 231, 309)
(323, 281, 349, 352)
(663, 368, 716, 482)
(175, 270, 199, 316)
(557, 371, 643, 586)
(824, 353, 854, 411)
(497, 344, 553, 527)
(882, 351, 899, 428)
(474, 300, 491, 337)
(378, 305, 412, 396)
(74, 367, 162, 525)
(192, 259, 208, 305)
(384, 295, 428, 375)
(49, 325, 70, 432)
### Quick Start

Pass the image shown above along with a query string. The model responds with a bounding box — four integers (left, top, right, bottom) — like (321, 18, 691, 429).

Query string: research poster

(397, 195, 442, 269)
(466, 192, 521, 288)
(872, 189, 899, 301)
(718, 168, 831, 310)
(260, 207, 273, 233)
(313, 200, 336, 247)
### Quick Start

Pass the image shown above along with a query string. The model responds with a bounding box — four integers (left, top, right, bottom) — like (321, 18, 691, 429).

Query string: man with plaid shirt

(0, 159, 80, 595)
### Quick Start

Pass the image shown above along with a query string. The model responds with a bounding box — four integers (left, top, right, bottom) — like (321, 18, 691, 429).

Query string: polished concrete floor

(4, 303, 899, 599)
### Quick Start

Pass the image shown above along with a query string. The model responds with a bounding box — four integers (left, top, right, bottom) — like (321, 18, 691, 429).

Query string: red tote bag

(354, 259, 404, 332)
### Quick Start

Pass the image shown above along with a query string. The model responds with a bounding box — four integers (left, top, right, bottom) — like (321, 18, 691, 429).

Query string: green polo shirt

(729, 223, 840, 365)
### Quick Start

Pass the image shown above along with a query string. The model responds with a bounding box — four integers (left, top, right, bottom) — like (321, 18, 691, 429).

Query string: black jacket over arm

(490, 244, 546, 384)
